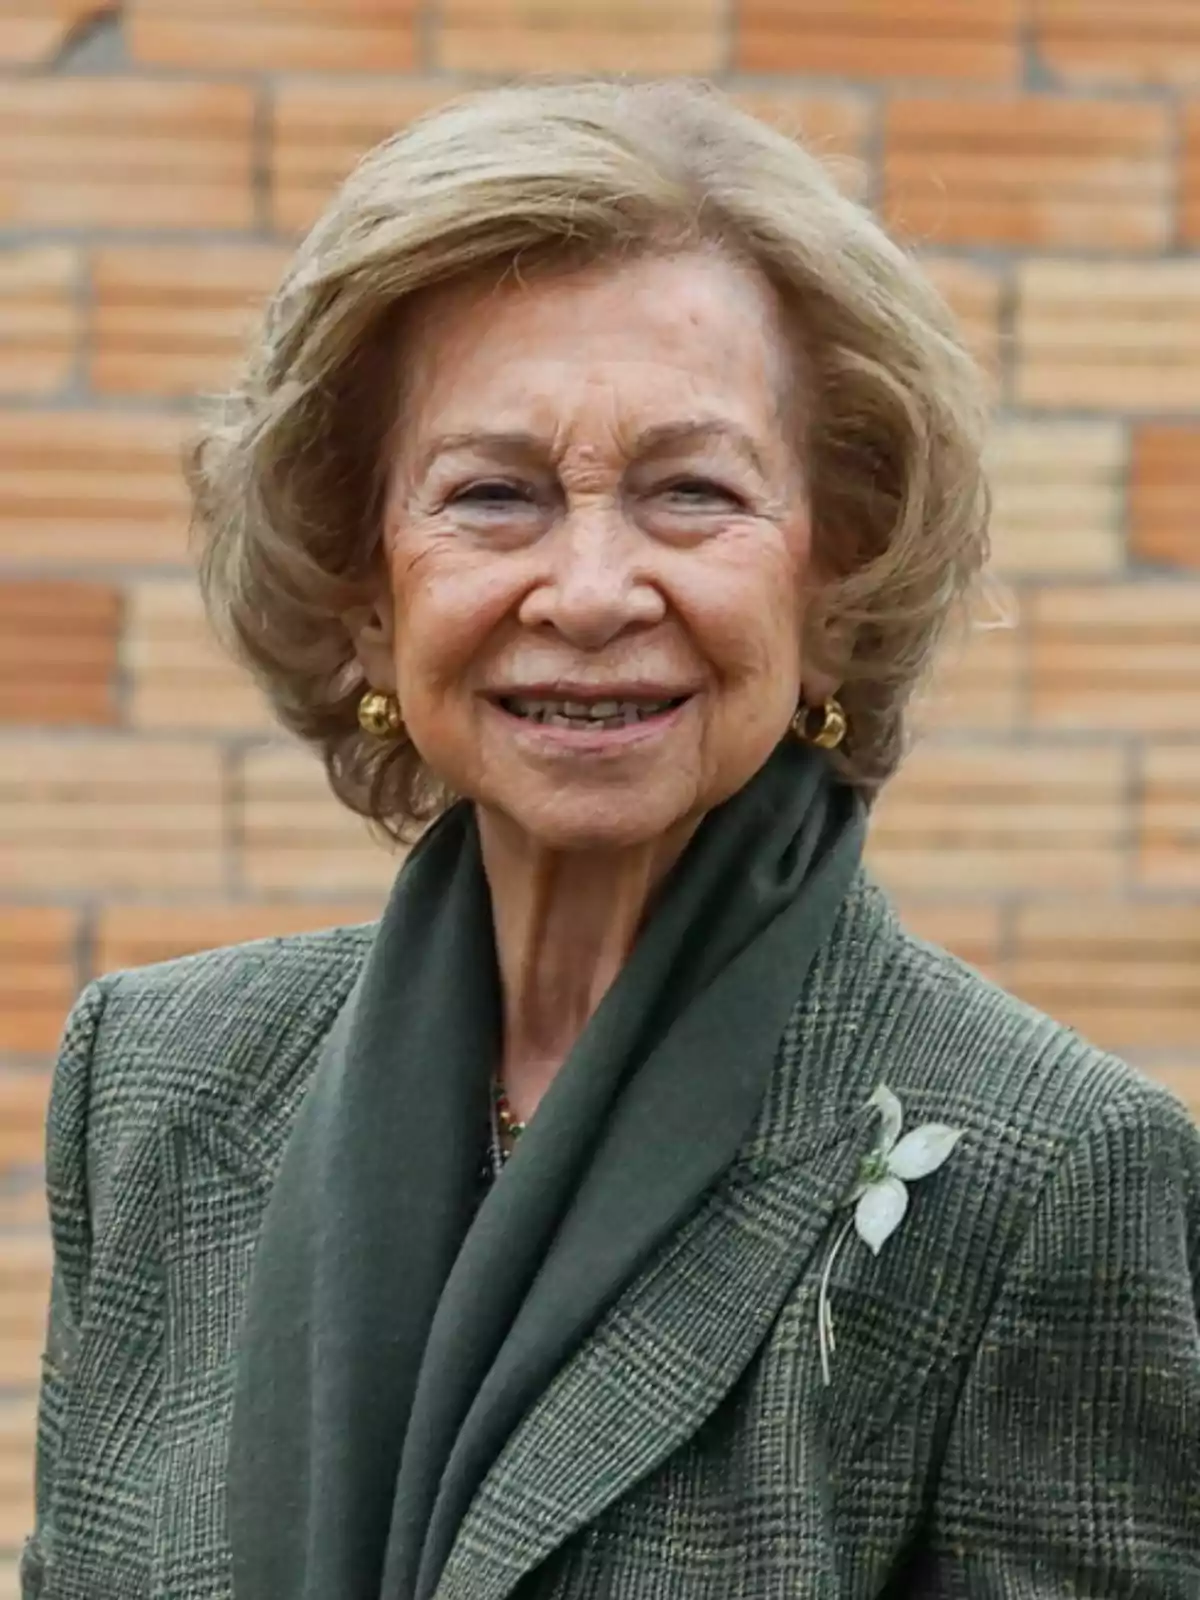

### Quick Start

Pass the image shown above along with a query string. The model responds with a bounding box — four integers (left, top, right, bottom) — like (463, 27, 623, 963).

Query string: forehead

(396, 250, 797, 448)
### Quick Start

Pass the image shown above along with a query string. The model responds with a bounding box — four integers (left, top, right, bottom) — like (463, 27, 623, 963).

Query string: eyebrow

(413, 420, 771, 481)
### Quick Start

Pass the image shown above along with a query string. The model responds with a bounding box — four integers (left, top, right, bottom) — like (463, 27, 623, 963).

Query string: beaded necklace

(486, 1077, 527, 1179)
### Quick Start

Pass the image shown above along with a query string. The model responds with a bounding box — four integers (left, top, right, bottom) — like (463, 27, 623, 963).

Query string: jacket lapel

(432, 1107, 874, 1600)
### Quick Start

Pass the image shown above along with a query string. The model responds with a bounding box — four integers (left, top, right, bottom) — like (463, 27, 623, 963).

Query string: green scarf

(226, 738, 865, 1600)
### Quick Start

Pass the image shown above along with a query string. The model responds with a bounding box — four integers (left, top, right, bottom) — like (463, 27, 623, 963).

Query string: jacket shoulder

(47, 923, 376, 1227)
(90, 919, 374, 1079)
(794, 881, 1199, 1372)
(893, 918, 1167, 1139)
(829, 878, 1184, 1150)
(96, 919, 374, 1014)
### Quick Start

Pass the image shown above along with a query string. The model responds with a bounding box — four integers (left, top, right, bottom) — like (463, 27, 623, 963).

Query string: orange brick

(91, 245, 287, 400)
(96, 901, 382, 976)
(986, 422, 1125, 575)
(0, 1491, 34, 1563)
(0, 1495, 36, 1558)
(270, 81, 455, 233)
(738, 0, 1020, 81)
(1034, 0, 1200, 85)
(0, 1443, 32, 1574)
(129, 0, 417, 72)
(0, 1189, 47, 1229)
(0, 1070, 50, 1172)
(1030, 585, 1200, 733)
(913, 614, 1023, 734)
(0, 1404, 35, 1467)
(0, 79, 254, 230)
(1140, 746, 1200, 889)
(0, 247, 77, 397)
(0, 411, 189, 567)
(729, 92, 870, 198)
(0, 908, 77, 1057)
(0, 1228, 46, 1305)
(437, 0, 724, 74)
(884, 98, 1171, 249)
(0, 1450, 35, 1535)
(0, 1237, 50, 1390)
(1131, 426, 1200, 571)
(1011, 903, 1200, 1053)
(0, 0, 105, 64)
(892, 902, 1006, 980)
(1016, 261, 1200, 410)
(731, 92, 869, 156)
(921, 257, 1004, 375)
(0, 581, 119, 726)
(125, 582, 272, 732)
(239, 745, 400, 895)
(0, 1228, 49, 1284)
(1185, 104, 1200, 244)
(867, 742, 1127, 893)
(0, 739, 224, 893)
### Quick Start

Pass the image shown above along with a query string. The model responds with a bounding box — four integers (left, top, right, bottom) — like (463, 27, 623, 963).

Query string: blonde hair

(190, 77, 990, 838)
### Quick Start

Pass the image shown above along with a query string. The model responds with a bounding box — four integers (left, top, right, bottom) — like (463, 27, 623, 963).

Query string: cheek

(684, 527, 811, 683)
(387, 538, 518, 694)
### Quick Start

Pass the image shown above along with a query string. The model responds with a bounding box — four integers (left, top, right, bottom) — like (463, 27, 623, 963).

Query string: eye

(658, 476, 745, 509)
(449, 480, 535, 507)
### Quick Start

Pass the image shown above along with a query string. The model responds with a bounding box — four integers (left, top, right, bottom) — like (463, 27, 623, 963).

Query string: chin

(491, 790, 697, 856)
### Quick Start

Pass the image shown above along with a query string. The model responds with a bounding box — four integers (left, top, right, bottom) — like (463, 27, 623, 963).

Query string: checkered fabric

(21, 876, 1200, 1599)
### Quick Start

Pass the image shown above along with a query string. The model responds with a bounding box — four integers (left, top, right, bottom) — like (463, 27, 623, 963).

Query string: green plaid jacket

(23, 878, 1200, 1599)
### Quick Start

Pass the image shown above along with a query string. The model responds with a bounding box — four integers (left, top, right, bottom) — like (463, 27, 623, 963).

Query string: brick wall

(2, 1, 1200, 1584)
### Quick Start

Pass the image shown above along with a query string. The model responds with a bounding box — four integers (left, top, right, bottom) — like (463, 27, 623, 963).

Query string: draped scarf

(226, 738, 865, 1599)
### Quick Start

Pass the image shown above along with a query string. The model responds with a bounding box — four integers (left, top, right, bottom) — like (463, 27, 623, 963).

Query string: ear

(800, 588, 851, 707)
(801, 664, 839, 708)
(343, 594, 397, 693)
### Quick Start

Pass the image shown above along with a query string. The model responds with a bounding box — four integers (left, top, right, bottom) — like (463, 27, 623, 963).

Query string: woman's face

(355, 249, 828, 852)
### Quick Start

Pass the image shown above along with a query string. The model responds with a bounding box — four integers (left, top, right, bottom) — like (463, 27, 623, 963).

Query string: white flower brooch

(818, 1084, 961, 1386)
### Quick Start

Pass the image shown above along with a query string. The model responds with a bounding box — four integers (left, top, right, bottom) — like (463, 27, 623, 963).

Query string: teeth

(505, 696, 677, 725)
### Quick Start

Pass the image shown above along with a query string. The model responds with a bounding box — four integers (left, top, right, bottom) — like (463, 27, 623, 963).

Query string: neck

(477, 808, 695, 1122)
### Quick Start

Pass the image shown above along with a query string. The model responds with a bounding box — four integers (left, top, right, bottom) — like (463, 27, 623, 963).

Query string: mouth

(494, 694, 690, 730)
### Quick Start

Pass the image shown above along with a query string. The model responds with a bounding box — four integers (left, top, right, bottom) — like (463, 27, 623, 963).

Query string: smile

(496, 695, 689, 730)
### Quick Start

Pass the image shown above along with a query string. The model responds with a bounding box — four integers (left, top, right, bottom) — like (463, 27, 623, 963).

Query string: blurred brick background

(2, 0, 1200, 1584)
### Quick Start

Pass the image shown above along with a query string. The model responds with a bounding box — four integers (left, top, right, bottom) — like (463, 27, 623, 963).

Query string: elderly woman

(25, 78, 1200, 1600)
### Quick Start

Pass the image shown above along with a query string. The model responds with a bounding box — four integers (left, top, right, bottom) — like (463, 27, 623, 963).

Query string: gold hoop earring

(791, 698, 847, 751)
(357, 690, 405, 739)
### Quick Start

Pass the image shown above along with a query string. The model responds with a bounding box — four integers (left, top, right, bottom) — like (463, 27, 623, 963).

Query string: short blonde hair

(190, 77, 990, 838)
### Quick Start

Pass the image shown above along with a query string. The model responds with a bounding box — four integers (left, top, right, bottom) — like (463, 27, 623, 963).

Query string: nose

(516, 508, 666, 649)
